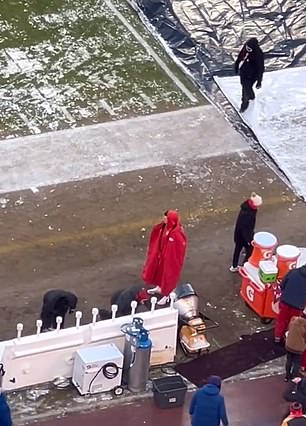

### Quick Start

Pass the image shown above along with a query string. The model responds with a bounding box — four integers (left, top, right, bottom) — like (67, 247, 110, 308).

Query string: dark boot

(240, 101, 249, 113)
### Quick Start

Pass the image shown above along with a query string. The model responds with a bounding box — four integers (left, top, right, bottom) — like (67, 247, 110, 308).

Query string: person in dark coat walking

(189, 375, 229, 426)
(230, 192, 262, 272)
(40, 289, 78, 331)
(235, 37, 264, 113)
(274, 265, 306, 343)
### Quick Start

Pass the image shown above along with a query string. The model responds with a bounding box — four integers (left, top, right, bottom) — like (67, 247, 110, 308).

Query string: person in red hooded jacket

(142, 210, 187, 305)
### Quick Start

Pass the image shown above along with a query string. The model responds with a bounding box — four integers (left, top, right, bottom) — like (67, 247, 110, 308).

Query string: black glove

(256, 82, 262, 89)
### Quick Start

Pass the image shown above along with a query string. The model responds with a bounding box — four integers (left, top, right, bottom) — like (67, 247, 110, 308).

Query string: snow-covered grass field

(0, 0, 200, 139)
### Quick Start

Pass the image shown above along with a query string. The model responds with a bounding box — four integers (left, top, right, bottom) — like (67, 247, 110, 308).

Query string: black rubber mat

(175, 328, 285, 386)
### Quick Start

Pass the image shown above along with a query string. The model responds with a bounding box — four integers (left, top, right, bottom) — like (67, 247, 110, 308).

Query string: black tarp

(128, 0, 306, 176)
(136, 0, 306, 81)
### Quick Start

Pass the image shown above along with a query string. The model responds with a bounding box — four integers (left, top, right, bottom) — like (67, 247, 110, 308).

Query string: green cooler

(259, 260, 278, 283)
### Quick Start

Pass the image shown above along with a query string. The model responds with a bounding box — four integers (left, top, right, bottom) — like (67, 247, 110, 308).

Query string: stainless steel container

(173, 283, 199, 321)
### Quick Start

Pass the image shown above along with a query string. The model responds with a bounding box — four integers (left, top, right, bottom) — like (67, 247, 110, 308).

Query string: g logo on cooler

(289, 262, 297, 270)
(246, 285, 255, 302)
(263, 250, 272, 259)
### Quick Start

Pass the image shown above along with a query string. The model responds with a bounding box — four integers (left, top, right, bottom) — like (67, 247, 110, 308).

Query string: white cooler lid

(259, 260, 278, 274)
(76, 343, 123, 363)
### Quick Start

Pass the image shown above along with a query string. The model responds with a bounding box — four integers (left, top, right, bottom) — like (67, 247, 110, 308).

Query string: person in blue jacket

(0, 391, 12, 426)
(189, 375, 229, 426)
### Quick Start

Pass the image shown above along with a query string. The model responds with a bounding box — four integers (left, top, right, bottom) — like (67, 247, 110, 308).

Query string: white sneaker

(147, 286, 161, 295)
(157, 296, 169, 306)
(229, 266, 239, 273)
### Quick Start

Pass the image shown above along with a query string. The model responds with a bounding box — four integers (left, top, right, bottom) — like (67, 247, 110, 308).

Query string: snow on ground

(215, 67, 306, 199)
(0, 0, 199, 138)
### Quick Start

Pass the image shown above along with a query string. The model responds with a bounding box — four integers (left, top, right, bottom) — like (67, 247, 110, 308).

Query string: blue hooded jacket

(0, 393, 12, 426)
(189, 383, 229, 426)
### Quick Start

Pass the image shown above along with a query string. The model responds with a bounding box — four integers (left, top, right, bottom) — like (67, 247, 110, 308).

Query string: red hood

(166, 210, 180, 229)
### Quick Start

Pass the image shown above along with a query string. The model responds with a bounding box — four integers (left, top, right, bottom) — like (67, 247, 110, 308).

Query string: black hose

(0, 363, 5, 377)
(88, 362, 121, 393)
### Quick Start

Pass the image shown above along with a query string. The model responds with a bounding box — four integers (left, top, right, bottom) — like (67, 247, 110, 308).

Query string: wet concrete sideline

(27, 375, 287, 426)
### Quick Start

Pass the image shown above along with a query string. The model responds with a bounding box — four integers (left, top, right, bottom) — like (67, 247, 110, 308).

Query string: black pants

(285, 351, 302, 380)
(41, 308, 67, 330)
(232, 240, 253, 268)
(241, 80, 255, 108)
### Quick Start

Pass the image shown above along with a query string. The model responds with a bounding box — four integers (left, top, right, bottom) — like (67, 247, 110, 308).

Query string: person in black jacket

(274, 266, 306, 343)
(40, 289, 78, 331)
(283, 378, 306, 413)
(235, 37, 264, 113)
(230, 192, 262, 272)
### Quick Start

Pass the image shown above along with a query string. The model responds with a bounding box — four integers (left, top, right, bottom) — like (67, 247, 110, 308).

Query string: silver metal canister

(121, 317, 144, 385)
(128, 329, 152, 393)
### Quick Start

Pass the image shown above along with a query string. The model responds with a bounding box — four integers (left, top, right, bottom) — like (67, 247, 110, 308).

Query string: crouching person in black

(99, 285, 149, 320)
(234, 38, 264, 113)
(41, 289, 78, 331)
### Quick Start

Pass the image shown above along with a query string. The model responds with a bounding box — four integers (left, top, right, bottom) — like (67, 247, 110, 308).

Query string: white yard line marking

(103, 0, 198, 104)
(98, 99, 116, 116)
(139, 92, 156, 109)
(61, 106, 76, 123)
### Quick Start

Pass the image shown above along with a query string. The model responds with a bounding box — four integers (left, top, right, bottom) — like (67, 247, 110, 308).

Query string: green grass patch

(0, 0, 201, 138)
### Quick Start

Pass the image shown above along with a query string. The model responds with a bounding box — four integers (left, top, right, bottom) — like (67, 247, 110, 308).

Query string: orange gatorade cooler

(276, 244, 300, 280)
(248, 232, 278, 267)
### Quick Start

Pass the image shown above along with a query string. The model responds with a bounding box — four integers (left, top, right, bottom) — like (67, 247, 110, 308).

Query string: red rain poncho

(142, 210, 187, 296)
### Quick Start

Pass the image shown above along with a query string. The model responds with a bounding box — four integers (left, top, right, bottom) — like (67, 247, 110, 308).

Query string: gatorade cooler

(239, 265, 280, 323)
(239, 266, 267, 317)
(248, 232, 278, 267)
(276, 245, 300, 280)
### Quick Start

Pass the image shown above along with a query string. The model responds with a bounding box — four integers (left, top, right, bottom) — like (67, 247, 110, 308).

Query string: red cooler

(239, 264, 267, 317)
(239, 262, 280, 323)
